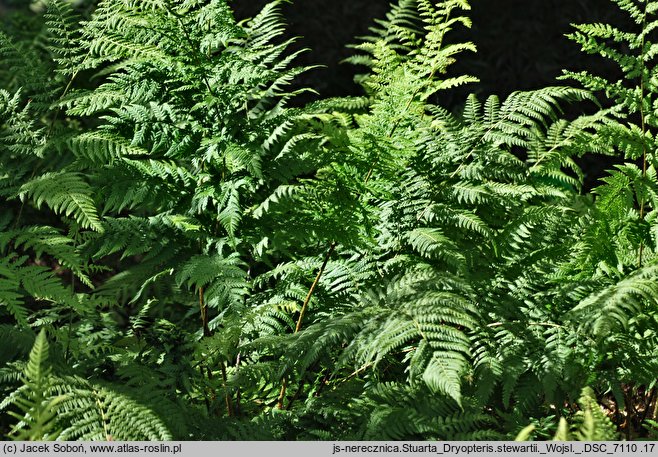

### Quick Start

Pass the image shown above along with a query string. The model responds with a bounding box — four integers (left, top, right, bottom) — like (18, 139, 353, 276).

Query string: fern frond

(20, 172, 104, 232)
(2, 330, 64, 441)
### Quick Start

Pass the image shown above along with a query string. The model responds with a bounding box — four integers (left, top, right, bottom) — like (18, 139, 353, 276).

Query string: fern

(1, 330, 63, 440)
(2, 330, 172, 440)
(3, 0, 658, 442)
(516, 387, 618, 441)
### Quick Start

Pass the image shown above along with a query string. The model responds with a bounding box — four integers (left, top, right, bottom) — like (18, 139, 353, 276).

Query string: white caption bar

(0, 441, 654, 457)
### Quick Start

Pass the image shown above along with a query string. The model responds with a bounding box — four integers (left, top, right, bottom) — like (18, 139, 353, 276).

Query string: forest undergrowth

(1, 0, 658, 441)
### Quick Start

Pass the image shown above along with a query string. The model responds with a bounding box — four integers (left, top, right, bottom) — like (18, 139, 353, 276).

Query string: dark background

(232, 1, 622, 101)
(235, 0, 627, 190)
(1, 0, 622, 100)
(0, 0, 632, 187)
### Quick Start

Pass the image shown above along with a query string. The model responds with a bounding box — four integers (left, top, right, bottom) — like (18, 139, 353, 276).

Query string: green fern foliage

(2, 0, 658, 442)
(516, 387, 618, 441)
(1, 330, 63, 440)
(2, 330, 172, 440)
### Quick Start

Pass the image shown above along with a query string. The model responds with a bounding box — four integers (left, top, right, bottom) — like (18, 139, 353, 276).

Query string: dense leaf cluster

(1, 0, 657, 441)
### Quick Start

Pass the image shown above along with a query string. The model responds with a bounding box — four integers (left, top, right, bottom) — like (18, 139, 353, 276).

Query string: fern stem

(197, 286, 224, 414)
(294, 241, 336, 333)
(277, 241, 336, 409)
(64, 276, 75, 362)
(220, 362, 233, 417)
(203, 365, 221, 417)
(624, 386, 634, 440)
(200, 365, 212, 415)
(47, 66, 82, 136)
(346, 362, 374, 380)
(641, 387, 656, 424)
(94, 390, 111, 441)
(388, 83, 424, 139)
(285, 377, 306, 411)
(235, 352, 242, 416)
(199, 287, 211, 337)
(11, 167, 37, 231)
(276, 379, 288, 410)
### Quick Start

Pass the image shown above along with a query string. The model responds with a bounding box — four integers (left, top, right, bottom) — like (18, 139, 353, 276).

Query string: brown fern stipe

(277, 241, 336, 409)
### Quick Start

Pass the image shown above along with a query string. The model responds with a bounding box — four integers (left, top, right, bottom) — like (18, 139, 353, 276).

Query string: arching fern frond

(19, 172, 104, 233)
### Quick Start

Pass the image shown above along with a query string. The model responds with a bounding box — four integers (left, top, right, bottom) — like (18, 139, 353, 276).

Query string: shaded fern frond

(20, 172, 104, 233)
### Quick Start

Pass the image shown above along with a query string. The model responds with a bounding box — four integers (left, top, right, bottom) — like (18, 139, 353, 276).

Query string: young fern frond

(1, 330, 64, 441)
(2, 331, 172, 441)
